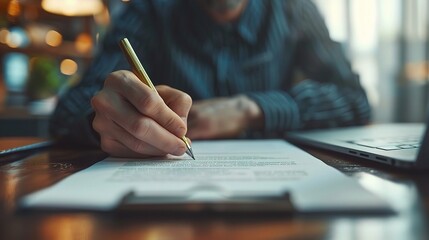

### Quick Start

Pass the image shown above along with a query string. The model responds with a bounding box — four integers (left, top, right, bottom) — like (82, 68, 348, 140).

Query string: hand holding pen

(90, 39, 194, 159)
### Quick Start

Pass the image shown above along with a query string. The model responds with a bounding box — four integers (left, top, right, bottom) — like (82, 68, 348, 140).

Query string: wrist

(234, 95, 264, 131)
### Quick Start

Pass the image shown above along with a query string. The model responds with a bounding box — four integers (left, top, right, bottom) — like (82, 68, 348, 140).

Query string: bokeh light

(75, 33, 92, 53)
(60, 59, 78, 75)
(45, 30, 63, 47)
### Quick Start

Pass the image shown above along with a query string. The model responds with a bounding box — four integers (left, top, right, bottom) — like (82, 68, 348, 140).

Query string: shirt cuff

(51, 110, 100, 148)
(71, 111, 100, 147)
(246, 91, 301, 133)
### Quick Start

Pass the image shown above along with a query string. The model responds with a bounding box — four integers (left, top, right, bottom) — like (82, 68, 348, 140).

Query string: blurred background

(0, 0, 428, 137)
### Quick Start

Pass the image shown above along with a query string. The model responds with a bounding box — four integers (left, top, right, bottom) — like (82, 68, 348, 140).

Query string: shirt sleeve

(49, 0, 160, 147)
(247, 0, 371, 134)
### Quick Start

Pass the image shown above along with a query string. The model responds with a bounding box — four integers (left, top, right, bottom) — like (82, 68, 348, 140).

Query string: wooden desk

(0, 138, 428, 240)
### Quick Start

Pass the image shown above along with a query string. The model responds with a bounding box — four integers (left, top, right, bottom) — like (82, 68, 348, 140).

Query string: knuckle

(91, 93, 110, 113)
(110, 70, 128, 79)
(131, 118, 152, 139)
(164, 116, 179, 130)
(104, 73, 113, 86)
(137, 92, 159, 112)
(104, 72, 118, 87)
(106, 70, 132, 88)
(129, 139, 147, 154)
(179, 93, 193, 106)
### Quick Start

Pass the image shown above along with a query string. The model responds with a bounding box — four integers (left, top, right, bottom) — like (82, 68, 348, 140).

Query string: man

(50, 0, 371, 158)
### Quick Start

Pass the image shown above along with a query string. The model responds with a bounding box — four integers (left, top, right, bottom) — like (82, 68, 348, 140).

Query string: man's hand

(91, 70, 192, 158)
(187, 96, 263, 139)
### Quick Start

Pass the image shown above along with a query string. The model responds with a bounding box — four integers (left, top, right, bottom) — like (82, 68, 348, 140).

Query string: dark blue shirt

(50, 0, 371, 146)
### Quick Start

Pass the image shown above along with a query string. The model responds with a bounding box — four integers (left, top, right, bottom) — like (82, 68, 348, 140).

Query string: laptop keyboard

(349, 136, 421, 151)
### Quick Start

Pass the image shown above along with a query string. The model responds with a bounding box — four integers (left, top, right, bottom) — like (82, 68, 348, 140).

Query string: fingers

(91, 76, 189, 157)
(187, 106, 216, 139)
(104, 71, 187, 137)
(100, 138, 163, 158)
(157, 85, 192, 124)
(92, 107, 187, 157)
(186, 98, 251, 139)
(91, 70, 193, 158)
(92, 90, 187, 156)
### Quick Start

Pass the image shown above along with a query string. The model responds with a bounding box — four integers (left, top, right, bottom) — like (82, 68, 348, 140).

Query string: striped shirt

(50, 0, 371, 146)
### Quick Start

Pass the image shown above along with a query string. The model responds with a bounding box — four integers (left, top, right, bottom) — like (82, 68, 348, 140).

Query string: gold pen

(119, 38, 195, 160)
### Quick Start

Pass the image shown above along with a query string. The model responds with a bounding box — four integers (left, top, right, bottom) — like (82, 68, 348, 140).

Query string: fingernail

(176, 125, 187, 137)
(175, 144, 186, 156)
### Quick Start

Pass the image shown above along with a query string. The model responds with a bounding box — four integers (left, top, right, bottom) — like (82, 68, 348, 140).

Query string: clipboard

(19, 140, 395, 214)
(117, 191, 294, 214)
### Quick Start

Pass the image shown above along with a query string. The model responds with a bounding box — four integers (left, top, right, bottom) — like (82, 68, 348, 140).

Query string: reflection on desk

(0, 138, 428, 240)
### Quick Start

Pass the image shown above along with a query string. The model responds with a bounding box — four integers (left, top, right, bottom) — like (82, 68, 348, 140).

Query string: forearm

(246, 80, 371, 135)
(290, 79, 371, 129)
(246, 91, 300, 134)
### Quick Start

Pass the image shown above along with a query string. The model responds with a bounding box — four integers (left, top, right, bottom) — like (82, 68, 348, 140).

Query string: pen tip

(190, 150, 196, 160)
(186, 148, 195, 160)
(182, 136, 195, 160)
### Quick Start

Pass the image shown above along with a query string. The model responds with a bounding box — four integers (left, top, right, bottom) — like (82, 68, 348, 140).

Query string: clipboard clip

(117, 190, 294, 214)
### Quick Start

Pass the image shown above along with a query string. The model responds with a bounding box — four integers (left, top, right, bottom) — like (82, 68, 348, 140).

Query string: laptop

(287, 121, 429, 169)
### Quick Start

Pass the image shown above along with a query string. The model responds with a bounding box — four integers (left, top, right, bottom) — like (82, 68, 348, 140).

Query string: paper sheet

(21, 140, 391, 212)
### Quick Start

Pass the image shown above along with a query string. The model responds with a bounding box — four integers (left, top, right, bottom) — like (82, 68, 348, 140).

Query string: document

(21, 140, 391, 212)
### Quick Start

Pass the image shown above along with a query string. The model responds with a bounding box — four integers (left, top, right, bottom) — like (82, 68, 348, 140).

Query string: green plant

(26, 56, 61, 100)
